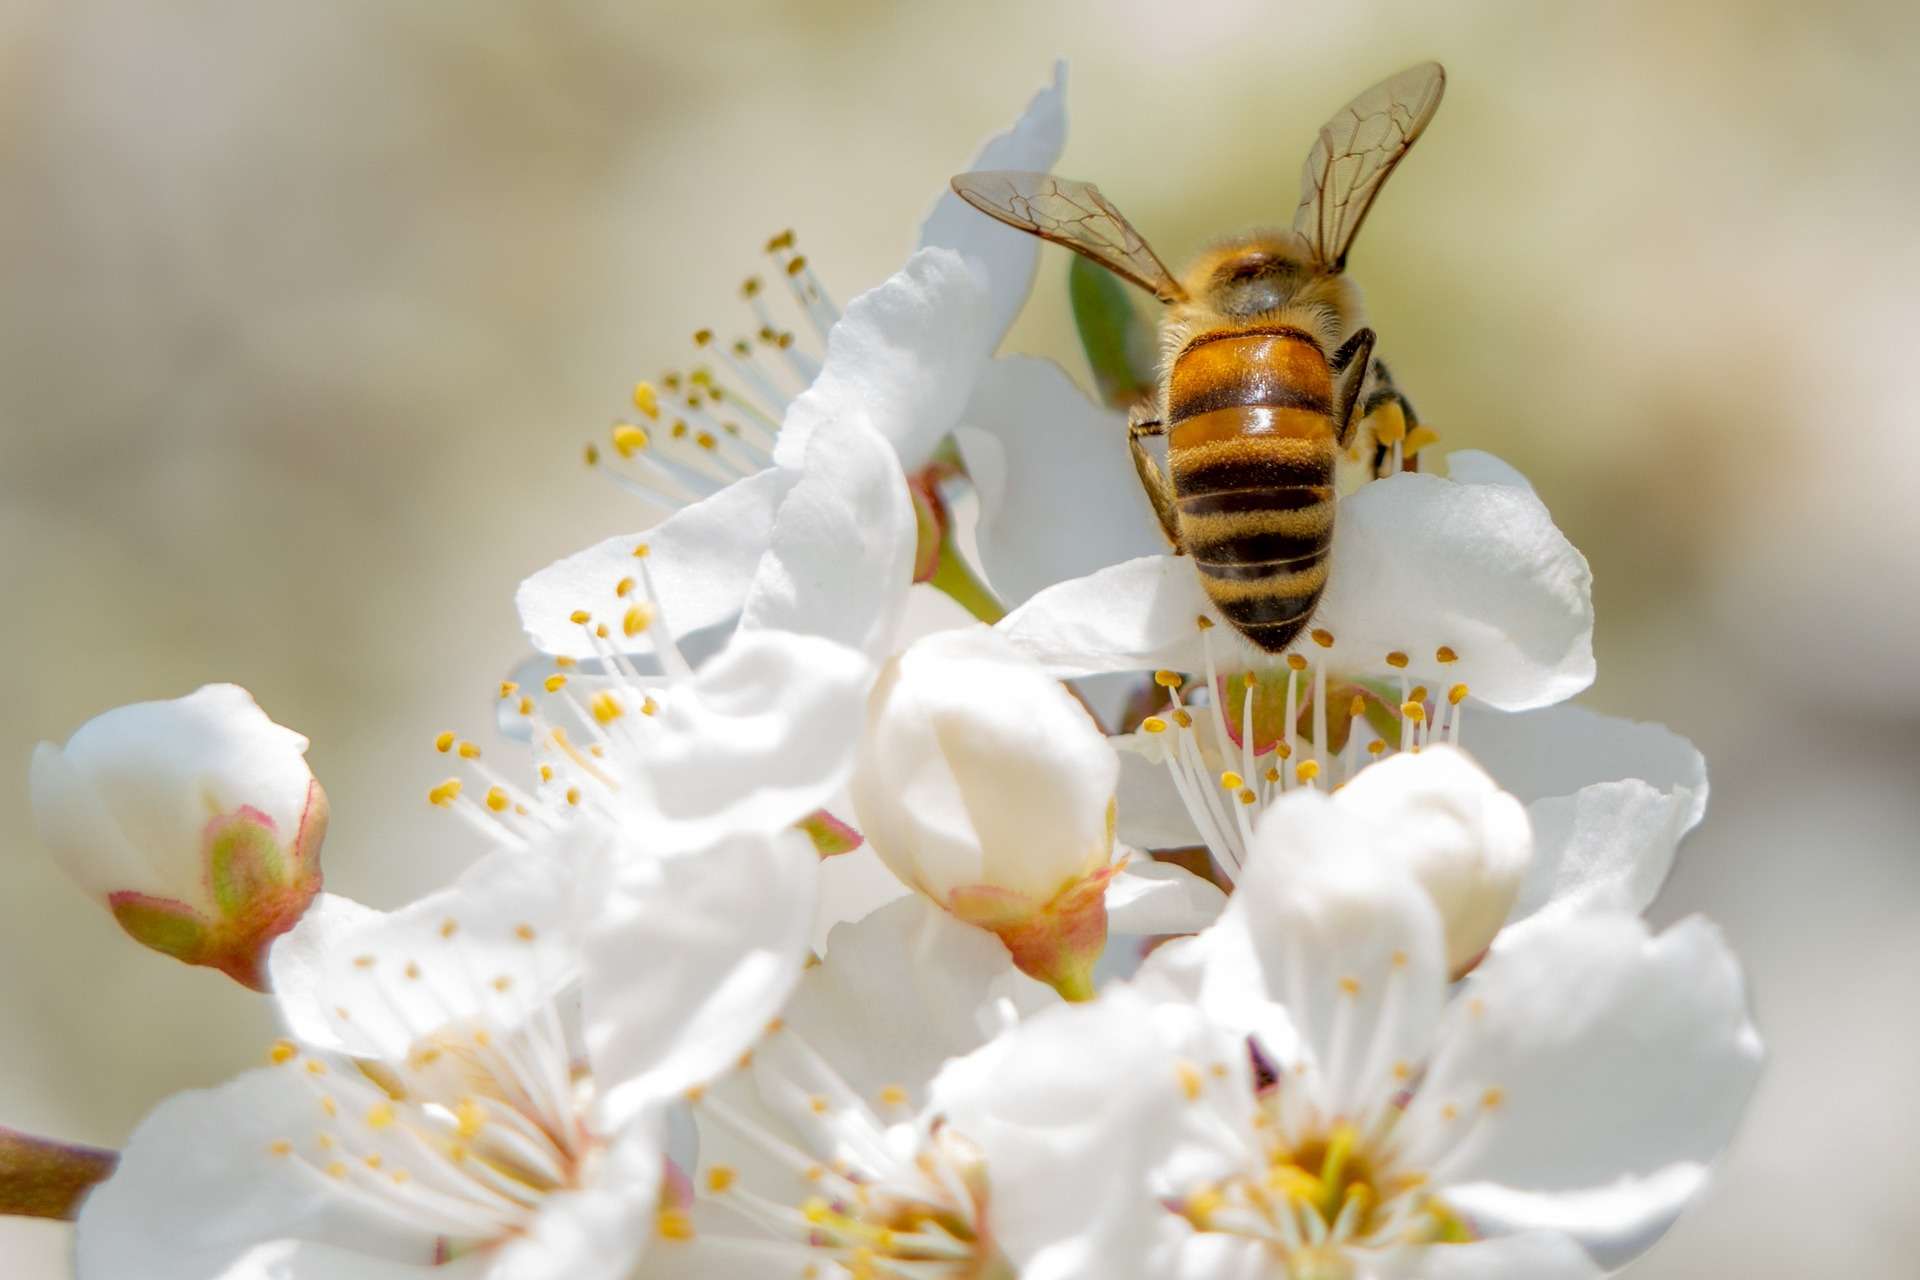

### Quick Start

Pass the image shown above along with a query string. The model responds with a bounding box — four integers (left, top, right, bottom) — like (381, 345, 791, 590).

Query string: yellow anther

(455, 1098, 486, 1138)
(472, 1029, 490, 1048)
(1238, 788, 1257, 805)
(641, 696, 659, 716)
(326, 1161, 347, 1180)
(1153, 669, 1182, 688)
(1435, 645, 1459, 664)
(1286, 653, 1309, 672)
(537, 765, 553, 783)
(1402, 701, 1426, 723)
(583, 443, 600, 467)
(1392, 949, 1409, 968)
(590, 691, 624, 724)
(631, 542, 650, 558)
(517, 696, 533, 716)
(1385, 650, 1409, 668)
(440, 918, 459, 939)
(695, 430, 717, 450)
(405, 962, 421, 980)
(766, 229, 795, 251)
(670, 420, 688, 439)
(269, 1040, 297, 1065)
(427, 778, 462, 807)
(498, 681, 518, 699)
(391, 1169, 411, 1184)
(808, 1094, 830, 1115)
(612, 423, 649, 457)
(434, 731, 455, 753)
(1264, 767, 1281, 783)
(364, 1153, 383, 1170)
(565, 787, 582, 806)
(1177, 1060, 1204, 1101)
(615, 576, 636, 598)
(692, 328, 713, 347)
(1404, 425, 1441, 456)
(1371, 399, 1408, 445)
(544, 674, 568, 693)
(655, 1209, 695, 1241)
(879, 1085, 909, 1108)
(632, 381, 660, 419)
(556, 655, 577, 669)
(1481, 1087, 1505, 1110)
(491, 975, 513, 993)
(1368, 738, 1386, 755)
(594, 623, 608, 639)
(1393, 1061, 1412, 1081)
(1220, 771, 1245, 791)
(1349, 694, 1367, 718)
(775, 331, 794, 349)
(1295, 759, 1321, 784)
(706, 1164, 737, 1194)
(569, 609, 591, 625)
(1275, 742, 1292, 759)
(741, 275, 762, 298)
(1448, 683, 1469, 705)
(268, 1139, 292, 1157)
(1196, 614, 1215, 630)
(624, 604, 654, 637)
(786, 254, 808, 277)
(1172, 709, 1193, 728)
(457, 741, 480, 760)
(352, 954, 375, 969)
(1141, 715, 1168, 734)
(366, 1102, 394, 1131)
(485, 786, 508, 813)
(1310, 628, 1335, 648)
(1338, 976, 1361, 997)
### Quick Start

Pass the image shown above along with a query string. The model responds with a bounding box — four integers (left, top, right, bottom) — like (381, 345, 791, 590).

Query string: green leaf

(1069, 255, 1157, 408)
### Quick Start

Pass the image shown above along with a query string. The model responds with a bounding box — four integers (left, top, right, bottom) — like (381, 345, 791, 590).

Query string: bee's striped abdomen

(1167, 328, 1337, 653)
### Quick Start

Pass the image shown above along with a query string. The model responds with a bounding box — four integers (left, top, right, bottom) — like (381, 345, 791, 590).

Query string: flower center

(665, 1023, 1004, 1279)
(1129, 627, 1471, 878)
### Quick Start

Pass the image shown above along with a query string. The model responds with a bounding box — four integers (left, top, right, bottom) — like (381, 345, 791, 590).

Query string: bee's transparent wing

(1292, 62, 1446, 272)
(950, 171, 1188, 302)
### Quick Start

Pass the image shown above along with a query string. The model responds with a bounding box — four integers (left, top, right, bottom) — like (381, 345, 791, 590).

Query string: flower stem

(927, 533, 1006, 624)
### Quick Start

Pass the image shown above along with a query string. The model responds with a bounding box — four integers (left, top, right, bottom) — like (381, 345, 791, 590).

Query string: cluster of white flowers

(5, 66, 1759, 1280)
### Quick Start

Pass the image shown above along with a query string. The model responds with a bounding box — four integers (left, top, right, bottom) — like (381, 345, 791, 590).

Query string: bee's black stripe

(1169, 379, 1330, 423)
(1233, 618, 1312, 653)
(1172, 453, 1332, 492)
(1177, 487, 1331, 517)
(1215, 593, 1320, 627)
(1188, 527, 1333, 566)
(1177, 326, 1320, 358)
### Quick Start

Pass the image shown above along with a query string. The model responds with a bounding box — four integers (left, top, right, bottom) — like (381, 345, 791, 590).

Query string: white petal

(75, 1069, 436, 1280)
(932, 989, 1189, 1280)
(485, 1118, 664, 1280)
(269, 845, 580, 1061)
(1105, 857, 1227, 937)
(917, 61, 1067, 345)
(997, 554, 1215, 678)
(516, 467, 791, 659)
(585, 829, 818, 1130)
(1202, 791, 1447, 1115)
(1409, 914, 1762, 1263)
(772, 248, 994, 470)
(764, 894, 1056, 1115)
(1440, 448, 1535, 491)
(1402, 1231, 1604, 1279)
(741, 406, 917, 664)
(958, 356, 1166, 607)
(604, 629, 871, 854)
(1316, 471, 1594, 709)
(216, 1241, 474, 1280)
(1114, 740, 1206, 850)
(812, 841, 910, 953)
(1464, 705, 1707, 933)
(1334, 746, 1533, 975)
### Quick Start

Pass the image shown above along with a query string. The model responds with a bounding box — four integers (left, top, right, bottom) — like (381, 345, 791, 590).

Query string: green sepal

(0, 1126, 118, 1220)
(795, 809, 864, 858)
(204, 808, 288, 918)
(108, 892, 210, 964)
(1069, 255, 1158, 409)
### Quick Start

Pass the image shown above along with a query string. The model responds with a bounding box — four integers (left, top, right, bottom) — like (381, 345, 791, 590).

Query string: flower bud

(1333, 745, 1530, 977)
(851, 627, 1119, 998)
(29, 684, 327, 989)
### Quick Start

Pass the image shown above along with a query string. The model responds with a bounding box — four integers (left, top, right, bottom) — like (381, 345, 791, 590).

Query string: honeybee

(952, 62, 1445, 654)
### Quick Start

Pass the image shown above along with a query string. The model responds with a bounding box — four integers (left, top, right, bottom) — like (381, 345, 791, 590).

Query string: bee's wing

(1292, 62, 1446, 272)
(950, 171, 1188, 303)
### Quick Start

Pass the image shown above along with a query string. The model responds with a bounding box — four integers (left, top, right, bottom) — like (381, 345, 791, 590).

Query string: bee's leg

(1128, 413, 1182, 550)
(1329, 326, 1376, 450)
(1357, 356, 1426, 477)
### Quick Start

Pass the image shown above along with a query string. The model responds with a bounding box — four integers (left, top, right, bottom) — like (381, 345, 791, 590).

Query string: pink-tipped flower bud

(851, 627, 1119, 998)
(29, 684, 326, 989)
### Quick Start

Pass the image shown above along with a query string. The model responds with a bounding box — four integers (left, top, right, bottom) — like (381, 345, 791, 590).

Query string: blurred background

(3, 0, 1916, 1273)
